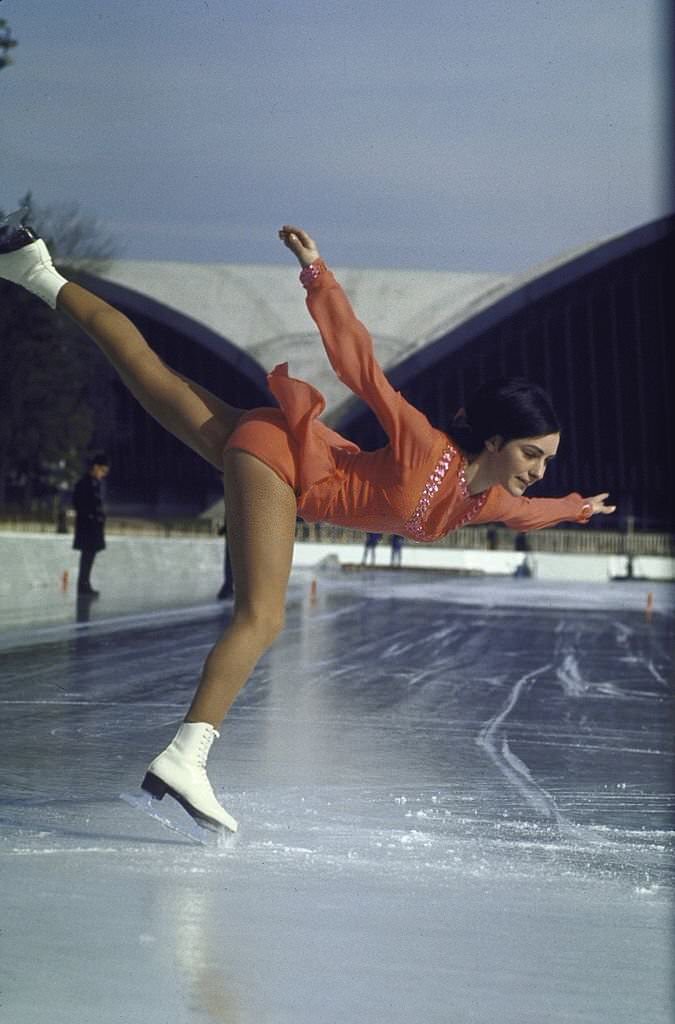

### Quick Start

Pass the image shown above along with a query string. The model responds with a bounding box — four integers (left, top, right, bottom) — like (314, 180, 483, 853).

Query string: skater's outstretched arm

(0, 230, 242, 469)
(279, 226, 438, 469)
(473, 485, 614, 530)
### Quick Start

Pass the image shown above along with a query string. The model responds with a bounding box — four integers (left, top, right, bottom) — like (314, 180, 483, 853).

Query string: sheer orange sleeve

(474, 486, 593, 530)
(304, 264, 438, 469)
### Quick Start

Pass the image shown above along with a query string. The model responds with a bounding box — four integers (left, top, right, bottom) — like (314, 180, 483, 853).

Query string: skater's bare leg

(186, 450, 297, 726)
(57, 282, 241, 468)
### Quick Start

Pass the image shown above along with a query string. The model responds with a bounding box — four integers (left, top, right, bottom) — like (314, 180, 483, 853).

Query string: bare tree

(31, 197, 118, 271)
(0, 195, 120, 507)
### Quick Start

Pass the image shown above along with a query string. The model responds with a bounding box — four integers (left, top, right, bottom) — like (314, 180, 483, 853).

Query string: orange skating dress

(224, 262, 592, 540)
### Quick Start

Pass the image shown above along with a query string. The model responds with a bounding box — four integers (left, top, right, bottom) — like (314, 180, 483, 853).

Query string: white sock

(26, 265, 69, 309)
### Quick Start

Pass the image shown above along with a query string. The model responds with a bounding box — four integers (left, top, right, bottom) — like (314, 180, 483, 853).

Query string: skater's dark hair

(450, 378, 559, 455)
(89, 452, 110, 468)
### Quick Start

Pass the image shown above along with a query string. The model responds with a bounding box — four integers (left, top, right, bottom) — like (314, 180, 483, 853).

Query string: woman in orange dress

(0, 219, 615, 833)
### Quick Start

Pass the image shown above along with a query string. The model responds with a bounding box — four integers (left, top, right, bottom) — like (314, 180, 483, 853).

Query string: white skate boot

(0, 208, 68, 308)
(142, 722, 238, 833)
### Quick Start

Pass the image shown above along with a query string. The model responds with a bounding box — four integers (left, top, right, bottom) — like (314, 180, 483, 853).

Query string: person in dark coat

(217, 522, 234, 600)
(73, 454, 110, 596)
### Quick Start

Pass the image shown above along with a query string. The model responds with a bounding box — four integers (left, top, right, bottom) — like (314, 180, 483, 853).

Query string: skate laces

(196, 727, 216, 771)
(196, 736, 209, 769)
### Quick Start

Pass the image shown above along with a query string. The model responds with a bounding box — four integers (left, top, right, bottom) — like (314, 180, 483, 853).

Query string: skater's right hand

(278, 225, 320, 268)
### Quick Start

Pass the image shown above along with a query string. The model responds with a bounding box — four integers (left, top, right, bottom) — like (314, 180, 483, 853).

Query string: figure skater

(0, 217, 615, 834)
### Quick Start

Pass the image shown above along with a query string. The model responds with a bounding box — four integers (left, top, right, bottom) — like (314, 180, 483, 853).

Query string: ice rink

(1, 568, 673, 1023)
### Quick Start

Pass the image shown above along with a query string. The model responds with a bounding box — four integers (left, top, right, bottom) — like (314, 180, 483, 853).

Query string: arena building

(81, 216, 673, 531)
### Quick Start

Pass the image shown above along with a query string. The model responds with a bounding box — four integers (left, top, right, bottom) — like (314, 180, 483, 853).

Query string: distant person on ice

(72, 453, 110, 597)
(390, 534, 404, 568)
(0, 217, 616, 835)
(362, 532, 382, 567)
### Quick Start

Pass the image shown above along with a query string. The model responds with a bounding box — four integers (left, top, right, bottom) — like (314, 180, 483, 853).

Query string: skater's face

(485, 433, 559, 496)
(90, 464, 110, 480)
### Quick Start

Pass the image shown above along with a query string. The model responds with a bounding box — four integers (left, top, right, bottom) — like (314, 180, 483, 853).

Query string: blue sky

(0, 0, 669, 271)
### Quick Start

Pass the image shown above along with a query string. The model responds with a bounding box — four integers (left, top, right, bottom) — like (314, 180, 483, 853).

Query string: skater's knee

(232, 604, 286, 646)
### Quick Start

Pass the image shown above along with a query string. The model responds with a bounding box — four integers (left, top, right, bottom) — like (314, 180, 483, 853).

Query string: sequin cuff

(299, 261, 324, 288)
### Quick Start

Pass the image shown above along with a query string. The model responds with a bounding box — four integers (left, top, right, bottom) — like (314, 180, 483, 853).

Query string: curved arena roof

(85, 259, 510, 417)
(86, 216, 671, 429)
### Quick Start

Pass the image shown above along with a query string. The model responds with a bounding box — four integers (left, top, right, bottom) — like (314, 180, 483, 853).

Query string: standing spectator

(390, 534, 404, 568)
(217, 523, 234, 600)
(513, 531, 533, 577)
(362, 532, 382, 567)
(72, 454, 109, 596)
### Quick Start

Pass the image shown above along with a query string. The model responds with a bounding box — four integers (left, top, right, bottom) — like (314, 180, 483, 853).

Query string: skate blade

(120, 790, 233, 847)
(0, 207, 29, 229)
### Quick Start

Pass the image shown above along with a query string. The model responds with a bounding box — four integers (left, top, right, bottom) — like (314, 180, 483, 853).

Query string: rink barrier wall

(291, 542, 673, 582)
(0, 533, 224, 597)
(1, 515, 672, 557)
(1, 532, 673, 595)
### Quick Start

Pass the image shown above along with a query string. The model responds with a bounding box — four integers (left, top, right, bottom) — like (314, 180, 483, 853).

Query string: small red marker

(645, 592, 654, 623)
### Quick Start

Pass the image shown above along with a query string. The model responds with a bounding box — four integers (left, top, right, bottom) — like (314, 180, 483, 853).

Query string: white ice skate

(0, 207, 68, 308)
(141, 722, 238, 833)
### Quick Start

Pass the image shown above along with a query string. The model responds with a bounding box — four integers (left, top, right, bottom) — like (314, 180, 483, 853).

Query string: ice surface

(1, 570, 673, 1023)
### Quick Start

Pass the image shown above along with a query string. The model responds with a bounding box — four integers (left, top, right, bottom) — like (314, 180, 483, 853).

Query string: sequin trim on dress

(403, 443, 488, 538)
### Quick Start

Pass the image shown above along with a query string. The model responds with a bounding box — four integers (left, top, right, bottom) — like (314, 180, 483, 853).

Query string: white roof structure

(89, 218, 666, 425)
(92, 259, 511, 418)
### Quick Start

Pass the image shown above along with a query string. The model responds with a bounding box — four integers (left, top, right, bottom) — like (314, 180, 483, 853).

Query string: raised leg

(57, 282, 242, 469)
(185, 449, 298, 726)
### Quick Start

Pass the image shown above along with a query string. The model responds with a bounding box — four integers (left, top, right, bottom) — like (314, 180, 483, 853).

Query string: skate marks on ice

(301, 577, 674, 887)
(1, 576, 673, 1024)
(1, 576, 672, 881)
(475, 613, 673, 832)
(474, 607, 674, 861)
(476, 662, 563, 822)
(114, 779, 672, 896)
(346, 572, 674, 613)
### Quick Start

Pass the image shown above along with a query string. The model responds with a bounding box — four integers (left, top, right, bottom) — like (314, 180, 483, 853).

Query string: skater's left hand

(279, 225, 320, 267)
(584, 493, 616, 516)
